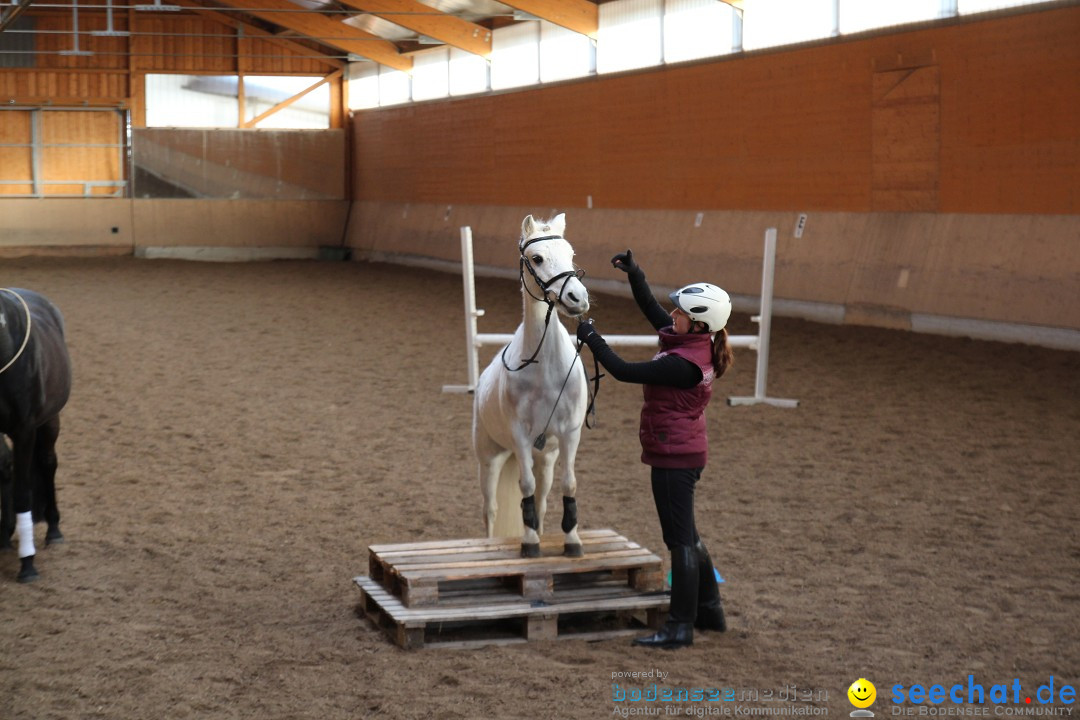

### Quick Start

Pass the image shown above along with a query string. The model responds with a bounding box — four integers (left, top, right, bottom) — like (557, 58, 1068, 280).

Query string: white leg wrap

(16, 512, 35, 559)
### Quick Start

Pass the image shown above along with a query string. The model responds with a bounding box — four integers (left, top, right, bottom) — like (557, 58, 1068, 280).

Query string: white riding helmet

(669, 283, 732, 332)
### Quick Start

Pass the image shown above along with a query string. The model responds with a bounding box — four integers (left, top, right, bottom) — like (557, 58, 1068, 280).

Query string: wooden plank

(397, 548, 659, 580)
(369, 528, 619, 554)
(209, 0, 411, 72)
(385, 540, 647, 569)
(526, 614, 557, 641)
(372, 536, 632, 567)
(354, 574, 668, 649)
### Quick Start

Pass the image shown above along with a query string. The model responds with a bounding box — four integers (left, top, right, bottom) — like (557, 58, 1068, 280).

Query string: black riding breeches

(649, 466, 702, 550)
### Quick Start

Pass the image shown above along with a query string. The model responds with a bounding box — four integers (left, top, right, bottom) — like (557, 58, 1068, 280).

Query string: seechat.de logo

(849, 678, 877, 718)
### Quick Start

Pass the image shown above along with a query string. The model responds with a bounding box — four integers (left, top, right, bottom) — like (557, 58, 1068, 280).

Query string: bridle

(501, 234, 585, 373)
(517, 234, 585, 310)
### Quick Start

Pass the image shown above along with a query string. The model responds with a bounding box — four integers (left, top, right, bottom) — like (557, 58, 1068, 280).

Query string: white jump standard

(444, 226, 797, 409)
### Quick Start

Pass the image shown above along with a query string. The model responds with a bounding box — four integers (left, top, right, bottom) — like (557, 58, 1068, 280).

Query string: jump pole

(442, 226, 797, 408)
(726, 228, 798, 408)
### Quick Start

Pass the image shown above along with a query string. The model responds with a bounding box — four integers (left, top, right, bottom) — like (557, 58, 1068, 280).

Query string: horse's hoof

(520, 543, 540, 558)
(17, 557, 38, 583)
(45, 529, 64, 546)
(563, 543, 583, 558)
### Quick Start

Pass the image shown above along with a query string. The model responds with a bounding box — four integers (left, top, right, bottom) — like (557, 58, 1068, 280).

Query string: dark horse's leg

(35, 417, 63, 546)
(11, 427, 39, 582)
(0, 439, 13, 551)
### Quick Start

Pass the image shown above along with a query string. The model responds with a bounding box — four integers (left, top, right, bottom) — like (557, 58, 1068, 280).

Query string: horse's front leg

(34, 416, 63, 546)
(533, 446, 557, 536)
(0, 442, 13, 551)
(557, 428, 584, 557)
(512, 430, 543, 558)
(10, 428, 39, 582)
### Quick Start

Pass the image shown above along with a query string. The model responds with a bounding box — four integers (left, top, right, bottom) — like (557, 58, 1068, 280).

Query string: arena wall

(0, 199, 348, 260)
(346, 4, 1080, 349)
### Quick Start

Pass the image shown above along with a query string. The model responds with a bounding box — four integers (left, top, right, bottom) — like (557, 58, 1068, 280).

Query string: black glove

(611, 249, 640, 275)
(576, 319, 598, 344)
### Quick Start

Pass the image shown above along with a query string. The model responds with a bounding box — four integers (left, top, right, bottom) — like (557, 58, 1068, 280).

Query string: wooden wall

(347, 4, 1080, 346)
(0, 198, 349, 258)
(0, 3, 342, 122)
(353, 5, 1078, 216)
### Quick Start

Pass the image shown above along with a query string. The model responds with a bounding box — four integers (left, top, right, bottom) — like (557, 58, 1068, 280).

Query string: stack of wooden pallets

(354, 528, 670, 649)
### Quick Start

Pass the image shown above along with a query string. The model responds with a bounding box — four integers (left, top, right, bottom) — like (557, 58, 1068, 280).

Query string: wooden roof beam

(173, 0, 344, 68)
(496, 0, 596, 38)
(210, 0, 412, 72)
(242, 68, 342, 126)
(336, 0, 491, 56)
(0, 0, 35, 32)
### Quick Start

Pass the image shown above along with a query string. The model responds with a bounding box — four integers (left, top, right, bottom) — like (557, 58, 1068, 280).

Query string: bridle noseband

(518, 234, 585, 309)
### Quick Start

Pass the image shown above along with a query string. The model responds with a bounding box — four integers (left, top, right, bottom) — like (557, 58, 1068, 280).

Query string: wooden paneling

(0, 109, 123, 196)
(2, 110, 36, 197)
(33, 11, 130, 71)
(0, 112, 33, 193)
(353, 4, 1080, 215)
(131, 17, 237, 73)
(40, 110, 123, 190)
(0, 70, 130, 102)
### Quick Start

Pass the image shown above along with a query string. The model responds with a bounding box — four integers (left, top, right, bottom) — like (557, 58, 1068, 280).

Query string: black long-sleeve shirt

(583, 269, 703, 390)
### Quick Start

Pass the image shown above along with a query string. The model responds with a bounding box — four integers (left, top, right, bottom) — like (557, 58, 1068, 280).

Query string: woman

(576, 249, 731, 649)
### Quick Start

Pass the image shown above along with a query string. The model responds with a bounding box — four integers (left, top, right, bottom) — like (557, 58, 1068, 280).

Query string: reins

(0, 288, 32, 376)
(531, 337, 604, 451)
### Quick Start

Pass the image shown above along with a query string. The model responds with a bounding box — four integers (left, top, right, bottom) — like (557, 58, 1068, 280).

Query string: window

(958, 0, 1053, 14)
(379, 66, 411, 106)
(242, 76, 330, 129)
(449, 47, 489, 96)
(146, 74, 238, 128)
(839, 0, 942, 34)
(491, 21, 540, 90)
(664, 0, 737, 64)
(412, 47, 451, 101)
(145, 74, 330, 128)
(348, 62, 380, 110)
(597, 0, 663, 74)
(742, 0, 835, 51)
(540, 21, 594, 82)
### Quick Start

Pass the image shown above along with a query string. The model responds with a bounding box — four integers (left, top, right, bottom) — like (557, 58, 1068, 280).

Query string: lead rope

(532, 326, 604, 451)
(0, 289, 32, 376)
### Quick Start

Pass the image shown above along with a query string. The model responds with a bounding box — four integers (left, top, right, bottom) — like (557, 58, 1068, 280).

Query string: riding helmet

(669, 283, 732, 332)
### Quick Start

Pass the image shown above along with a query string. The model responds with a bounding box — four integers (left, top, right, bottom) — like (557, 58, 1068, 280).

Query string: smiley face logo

(848, 679, 876, 709)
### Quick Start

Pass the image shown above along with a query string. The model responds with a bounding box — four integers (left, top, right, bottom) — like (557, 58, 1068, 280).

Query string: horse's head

(519, 213, 590, 317)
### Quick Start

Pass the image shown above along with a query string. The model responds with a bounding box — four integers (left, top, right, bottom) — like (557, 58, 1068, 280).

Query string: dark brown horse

(0, 288, 71, 583)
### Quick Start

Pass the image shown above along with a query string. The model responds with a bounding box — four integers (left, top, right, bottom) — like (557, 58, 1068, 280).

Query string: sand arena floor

(0, 256, 1077, 719)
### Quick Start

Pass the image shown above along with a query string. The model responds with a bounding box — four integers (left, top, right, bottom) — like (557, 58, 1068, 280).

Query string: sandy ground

(0, 255, 1077, 720)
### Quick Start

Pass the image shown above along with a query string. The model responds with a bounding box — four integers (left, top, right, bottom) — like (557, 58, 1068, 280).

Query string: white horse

(473, 213, 591, 558)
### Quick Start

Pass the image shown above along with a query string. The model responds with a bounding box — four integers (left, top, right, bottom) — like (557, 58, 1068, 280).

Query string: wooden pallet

(367, 528, 665, 608)
(355, 529, 670, 649)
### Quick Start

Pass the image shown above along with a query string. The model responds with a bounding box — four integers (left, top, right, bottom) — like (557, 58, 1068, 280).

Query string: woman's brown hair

(711, 327, 734, 378)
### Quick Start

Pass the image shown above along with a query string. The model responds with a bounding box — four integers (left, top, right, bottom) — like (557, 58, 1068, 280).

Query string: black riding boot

(694, 540, 727, 632)
(634, 545, 698, 649)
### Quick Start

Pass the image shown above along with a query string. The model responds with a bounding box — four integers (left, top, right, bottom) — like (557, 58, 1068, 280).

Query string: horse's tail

(492, 462, 525, 537)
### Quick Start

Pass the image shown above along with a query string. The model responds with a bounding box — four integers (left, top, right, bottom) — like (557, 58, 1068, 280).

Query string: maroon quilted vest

(639, 328, 715, 468)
